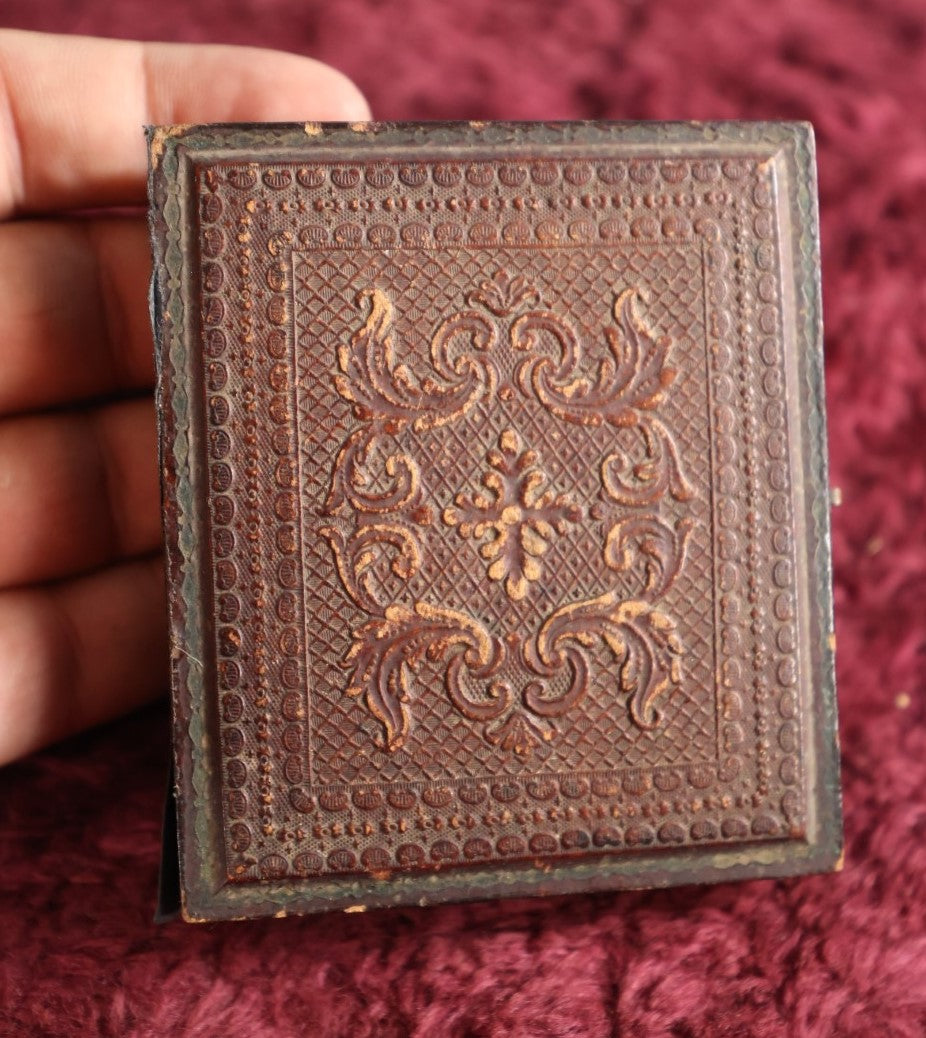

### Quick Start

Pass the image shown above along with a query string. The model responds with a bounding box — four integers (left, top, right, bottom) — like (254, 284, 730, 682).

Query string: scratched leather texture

(148, 121, 840, 920)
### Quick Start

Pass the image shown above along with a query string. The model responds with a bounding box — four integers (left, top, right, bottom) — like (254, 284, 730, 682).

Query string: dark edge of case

(154, 759, 181, 923)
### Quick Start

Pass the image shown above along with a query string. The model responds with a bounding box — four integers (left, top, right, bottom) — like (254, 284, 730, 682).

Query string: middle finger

(0, 396, 161, 587)
(0, 216, 154, 416)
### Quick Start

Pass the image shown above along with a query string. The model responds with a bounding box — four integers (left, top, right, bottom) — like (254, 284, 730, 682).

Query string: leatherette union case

(148, 122, 841, 921)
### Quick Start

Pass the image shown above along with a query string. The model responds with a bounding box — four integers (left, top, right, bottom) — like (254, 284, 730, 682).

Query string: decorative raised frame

(149, 121, 840, 921)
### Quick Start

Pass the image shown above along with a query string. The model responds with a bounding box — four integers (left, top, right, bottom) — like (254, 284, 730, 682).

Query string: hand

(0, 30, 370, 765)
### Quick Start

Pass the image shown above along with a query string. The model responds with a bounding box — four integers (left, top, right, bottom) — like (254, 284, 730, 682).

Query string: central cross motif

(443, 429, 581, 601)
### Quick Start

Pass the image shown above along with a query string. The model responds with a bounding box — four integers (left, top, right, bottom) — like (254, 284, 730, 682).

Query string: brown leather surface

(149, 122, 839, 918)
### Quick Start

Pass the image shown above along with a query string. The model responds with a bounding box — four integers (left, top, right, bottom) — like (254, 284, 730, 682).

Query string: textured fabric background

(2, 2, 925, 1035)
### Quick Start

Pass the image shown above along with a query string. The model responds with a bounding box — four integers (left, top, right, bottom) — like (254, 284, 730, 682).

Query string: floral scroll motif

(323, 270, 695, 756)
(322, 425, 424, 517)
(600, 418, 694, 506)
(467, 270, 541, 316)
(511, 288, 675, 428)
(343, 603, 506, 752)
(604, 515, 694, 598)
(525, 592, 684, 731)
(319, 522, 422, 615)
(334, 287, 497, 431)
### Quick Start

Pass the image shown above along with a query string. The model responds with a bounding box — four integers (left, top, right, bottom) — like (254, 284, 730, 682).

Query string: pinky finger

(0, 553, 167, 765)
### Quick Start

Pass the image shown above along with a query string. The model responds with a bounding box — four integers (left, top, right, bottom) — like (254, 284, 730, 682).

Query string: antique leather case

(148, 122, 840, 922)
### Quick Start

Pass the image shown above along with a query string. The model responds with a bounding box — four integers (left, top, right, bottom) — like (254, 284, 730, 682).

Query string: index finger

(0, 30, 371, 218)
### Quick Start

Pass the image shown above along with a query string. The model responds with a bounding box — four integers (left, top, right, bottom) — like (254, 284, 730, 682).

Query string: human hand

(0, 30, 369, 765)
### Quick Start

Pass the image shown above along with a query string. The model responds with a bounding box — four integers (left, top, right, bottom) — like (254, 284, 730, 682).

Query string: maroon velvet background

(2, 1, 925, 1035)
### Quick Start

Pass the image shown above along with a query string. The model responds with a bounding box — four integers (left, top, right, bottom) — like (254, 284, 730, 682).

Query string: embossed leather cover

(148, 122, 840, 922)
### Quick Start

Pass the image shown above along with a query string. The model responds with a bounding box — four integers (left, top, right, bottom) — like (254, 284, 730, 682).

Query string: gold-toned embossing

(344, 603, 504, 751)
(324, 269, 693, 754)
(485, 712, 548, 757)
(443, 429, 580, 601)
(603, 515, 694, 597)
(600, 417, 694, 505)
(319, 523, 422, 614)
(323, 426, 421, 516)
(512, 288, 676, 427)
(333, 288, 497, 430)
(528, 592, 683, 730)
(467, 271, 540, 316)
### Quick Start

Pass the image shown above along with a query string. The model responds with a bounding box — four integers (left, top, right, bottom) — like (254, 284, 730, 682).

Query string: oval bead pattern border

(199, 173, 256, 867)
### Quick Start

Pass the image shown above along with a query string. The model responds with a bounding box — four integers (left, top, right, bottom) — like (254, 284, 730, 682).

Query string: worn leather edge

(783, 125, 843, 868)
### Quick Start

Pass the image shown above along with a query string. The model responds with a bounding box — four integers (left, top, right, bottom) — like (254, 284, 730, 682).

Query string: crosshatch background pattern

(295, 244, 716, 784)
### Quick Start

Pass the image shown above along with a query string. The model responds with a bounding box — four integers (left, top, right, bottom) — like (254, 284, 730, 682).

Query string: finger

(0, 553, 166, 766)
(0, 30, 371, 218)
(0, 217, 153, 416)
(0, 397, 160, 588)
